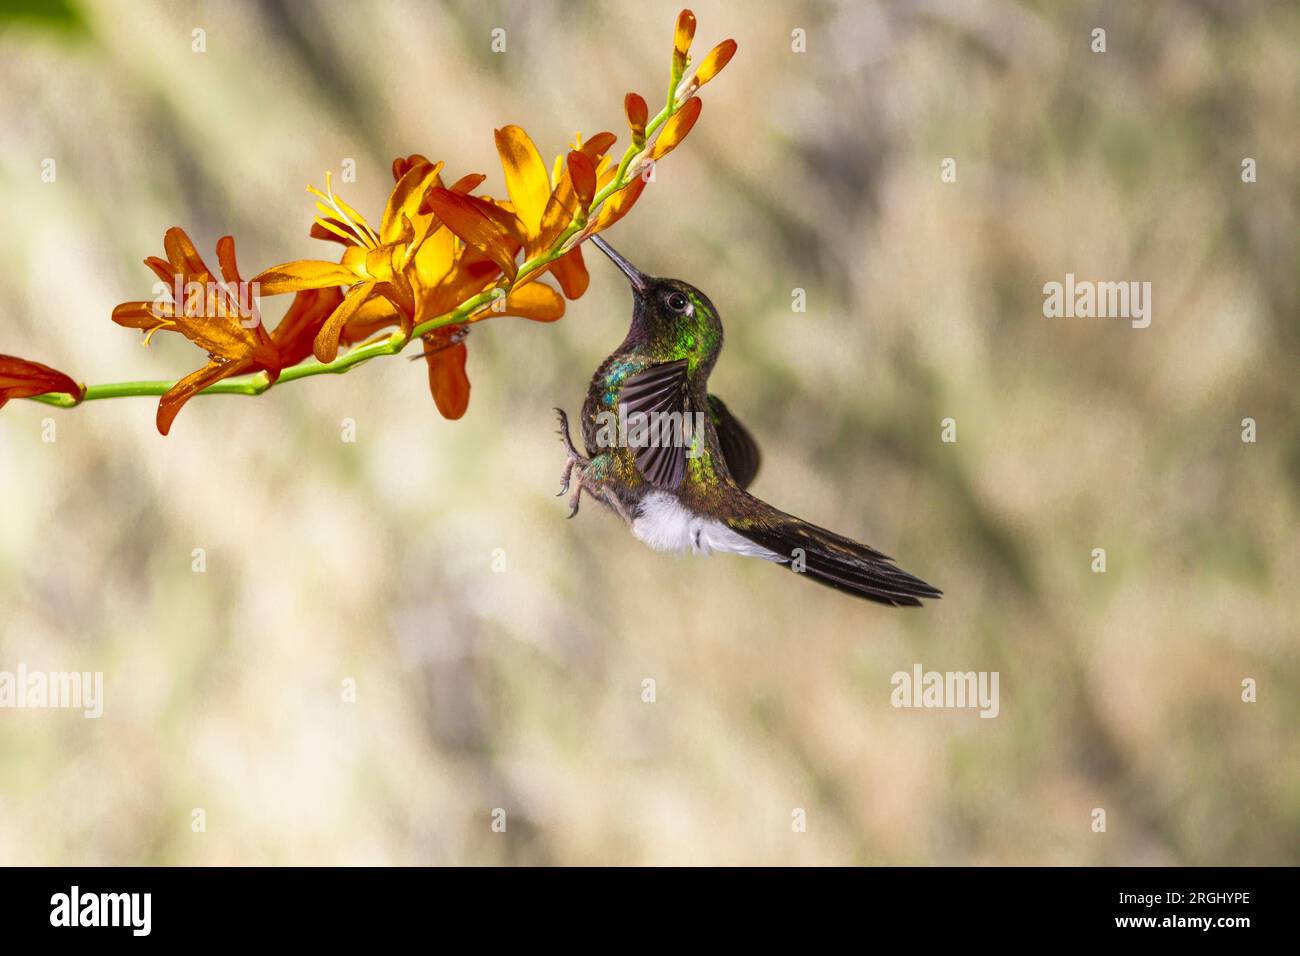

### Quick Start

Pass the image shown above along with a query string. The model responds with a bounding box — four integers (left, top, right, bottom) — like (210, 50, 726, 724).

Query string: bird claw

(554, 407, 585, 459)
(564, 468, 589, 518)
(554, 407, 604, 519)
(555, 407, 590, 515)
(555, 408, 587, 497)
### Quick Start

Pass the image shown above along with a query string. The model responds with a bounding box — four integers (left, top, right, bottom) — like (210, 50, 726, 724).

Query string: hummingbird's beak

(589, 235, 649, 294)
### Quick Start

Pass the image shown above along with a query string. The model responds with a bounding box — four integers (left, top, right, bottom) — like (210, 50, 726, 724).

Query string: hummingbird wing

(724, 492, 942, 607)
(618, 359, 691, 489)
(707, 395, 761, 490)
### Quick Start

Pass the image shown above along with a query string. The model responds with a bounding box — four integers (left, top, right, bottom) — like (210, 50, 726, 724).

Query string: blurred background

(0, 0, 1296, 865)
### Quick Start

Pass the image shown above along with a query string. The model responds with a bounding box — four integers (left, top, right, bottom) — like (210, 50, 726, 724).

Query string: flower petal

(590, 174, 648, 232)
(156, 357, 252, 435)
(340, 294, 403, 347)
(412, 225, 459, 293)
(425, 188, 520, 280)
(254, 259, 359, 296)
(449, 173, 487, 194)
(215, 235, 242, 285)
(111, 301, 171, 329)
(313, 279, 377, 363)
(272, 287, 345, 366)
(163, 227, 206, 278)
(694, 38, 736, 86)
(309, 218, 357, 246)
(536, 182, 581, 256)
(417, 249, 503, 325)
(494, 125, 552, 235)
(380, 160, 443, 245)
(487, 282, 566, 322)
(532, 132, 620, 256)
(144, 256, 175, 287)
(673, 9, 697, 72)
(625, 92, 649, 145)
(567, 151, 597, 209)
(651, 96, 702, 160)
(392, 153, 434, 183)
(423, 335, 470, 419)
(0, 354, 84, 407)
(578, 131, 618, 163)
(549, 248, 589, 300)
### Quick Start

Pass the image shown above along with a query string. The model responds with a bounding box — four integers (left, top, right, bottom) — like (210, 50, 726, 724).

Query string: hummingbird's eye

(666, 291, 690, 313)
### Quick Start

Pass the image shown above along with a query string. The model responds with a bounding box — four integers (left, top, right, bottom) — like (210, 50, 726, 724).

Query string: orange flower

(330, 162, 507, 337)
(579, 92, 705, 239)
(423, 187, 524, 281)
(579, 12, 734, 237)
(693, 38, 737, 86)
(84, 8, 736, 437)
(323, 158, 565, 420)
(271, 287, 345, 368)
(415, 281, 565, 421)
(676, 38, 737, 102)
(412, 235, 567, 419)
(0, 355, 83, 408)
(625, 93, 649, 148)
(419, 326, 471, 420)
(649, 96, 703, 161)
(465, 125, 618, 299)
(112, 228, 281, 434)
(254, 163, 443, 362)
(673, 9, 696, 74)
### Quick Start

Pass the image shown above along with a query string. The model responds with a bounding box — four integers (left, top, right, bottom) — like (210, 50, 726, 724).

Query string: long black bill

(589, 235, 649, 294)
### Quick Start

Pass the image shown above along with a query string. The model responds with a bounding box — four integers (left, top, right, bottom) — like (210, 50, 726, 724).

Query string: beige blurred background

(0, 0, 1296, 865)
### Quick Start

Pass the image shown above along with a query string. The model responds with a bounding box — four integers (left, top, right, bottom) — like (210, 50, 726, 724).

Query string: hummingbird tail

(725, 496, 942, 607)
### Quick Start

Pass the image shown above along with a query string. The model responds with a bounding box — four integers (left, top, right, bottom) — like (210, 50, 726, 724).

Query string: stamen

(331, 193, 380, 247)
(141, 319, 176, 347)
(313, 216, 359, 244)
(306, 172, 380, 249)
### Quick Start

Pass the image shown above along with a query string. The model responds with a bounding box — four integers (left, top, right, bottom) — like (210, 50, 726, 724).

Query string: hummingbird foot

(553, 408, 630, 523)
(554, 408, 588, 498)
(566, 473, 632, 523)
(553, 407, 592, 517)
(561, 460, 604, 520)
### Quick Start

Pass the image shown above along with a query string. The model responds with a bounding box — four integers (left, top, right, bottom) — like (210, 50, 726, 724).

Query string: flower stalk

(4, 9, 736, 432)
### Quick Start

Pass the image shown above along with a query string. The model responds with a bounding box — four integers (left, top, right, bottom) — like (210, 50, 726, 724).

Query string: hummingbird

(554, 235, 941, 607)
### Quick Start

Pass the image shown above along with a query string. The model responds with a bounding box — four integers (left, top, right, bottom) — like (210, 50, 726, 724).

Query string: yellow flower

(254, 163, 442, 362)
(475, 125, 617, 298)
(339, 159, 567, 420)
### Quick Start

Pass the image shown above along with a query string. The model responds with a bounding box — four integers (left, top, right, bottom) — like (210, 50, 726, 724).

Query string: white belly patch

(630, 492, 782, 560)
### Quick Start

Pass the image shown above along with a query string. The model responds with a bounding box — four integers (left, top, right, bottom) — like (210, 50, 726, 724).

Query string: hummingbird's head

(588, 235, 722, 366)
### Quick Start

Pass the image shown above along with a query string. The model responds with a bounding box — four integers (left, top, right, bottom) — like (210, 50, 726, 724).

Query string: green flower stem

(275, 330, 408, 383)
(29, 377, 262, 407)
(25, 330, 411, 408)
(23, 82, 691, 414)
